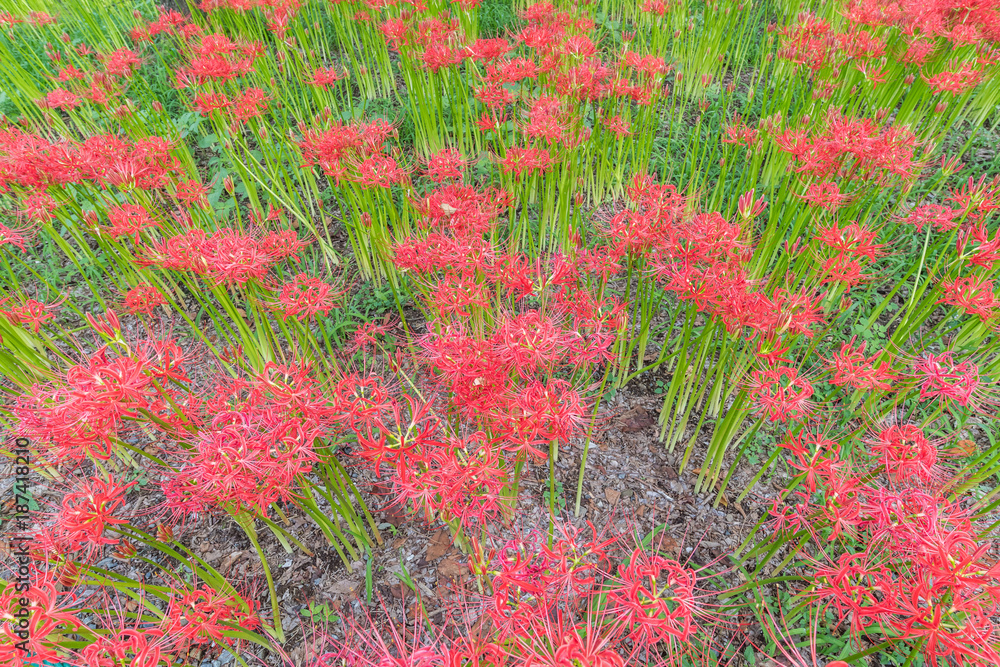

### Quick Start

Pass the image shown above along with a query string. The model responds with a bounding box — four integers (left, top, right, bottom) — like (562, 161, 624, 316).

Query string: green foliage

(479, 0, 518, 38)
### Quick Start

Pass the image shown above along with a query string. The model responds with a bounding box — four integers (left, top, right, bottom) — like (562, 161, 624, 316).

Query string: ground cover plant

(1, 0, 999, 664)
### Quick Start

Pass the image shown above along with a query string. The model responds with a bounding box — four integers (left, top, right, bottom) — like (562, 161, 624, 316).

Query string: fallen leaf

(425, 529, 452, 560)
(604, 487, 621, 505)
(382, 504, 408, 528)
(952, 439, 976, 456)
(659, 536, 681, 559)
(392, 537, 407, 549)
(618, 406, 655, 433)
(438, 558, 467, 579)
(330, 579, 359, 596)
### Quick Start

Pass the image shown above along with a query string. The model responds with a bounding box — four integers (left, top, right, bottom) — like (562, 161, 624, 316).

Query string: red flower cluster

(776, 110, 922, 183)
(135, 226, 309, 286)
(321, 522, 724, 666)
(771, 422, 1000, 666)
(297, 117, 405, 187)
(14, 334, 190, 463)
(174, 32, 265, 87)
(161, 362, 334, 514)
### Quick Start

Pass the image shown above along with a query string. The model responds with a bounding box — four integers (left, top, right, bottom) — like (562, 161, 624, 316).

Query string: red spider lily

(0, 221, 35, 251)
(426, 148, 466, 183)
(122, 282, 167, 316)
(499, 146, 552, 178)
(0, 297, 59, 332)
(229, 87, 270, 123)
(0, 573, 82, 667)
(866, 424, 938, 484)
(160, 584, 259, 648)
(958, 219, 1000, 269)
(895, 203, 961, 232)
(776, 112, 922, 183)
(102, 48, 141, 77)
(779, 431, 841, 494)
(823, 337, 896, 390)
(777, 415, 1000, 665)
(501, 379, 584, 459)
(270, 273, 346, 321)
(465, 37, 512, 62)
(137, 227, 308, 285)
(432, 270, 491, 316)
(393, 432, 508, 527)
(49, 476, 135, 558)
(78, 629, 167, 667)
(163, 362, 335, 514)
(494, 310, 575, 375)
(56, 64, 86, 81)
(76, 134, 181, 190)
(304, 65, 346, 87)
(329, 373, 392, 437)
(14, 384, 120, 461)
(173, 178, 210, 206)
(911, 352, 980, 408)
(924, 62, 983, 96)
(352, 321, 392, 351)
(18, 189, 59, 223)
(777, 13, 834, 73)
(353, 154, 408, 188)
(192, 91, 231, 115)
(0, 11, 22, 27)
(13, 335, 190, 461)
(721, 116, 759, 151)
(607, 548, 701, 647)
(601, 113, 631, 138)
(747, 366, 814, 422)
(307, 601, 448, 667)
(39, 88, 82, 110)
(474, 81, 514, 112)
(938, 274, 998, 320)
(815, 220, 884, 260)
(517, 610, 626, 667)
(103, 203, 158, 241)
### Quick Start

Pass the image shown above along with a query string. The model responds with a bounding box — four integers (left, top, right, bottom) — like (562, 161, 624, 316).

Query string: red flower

(912, 352, 979, 407)
(304, 65, 346, 87)
(52, 476, 135, 557)
(0, 298, 59, 332)
(500, 146, 552, 178)
(748, 366, 813, 422)
(938, 274, 998, 320)
(103, 203, 158, 241)
(272, 273, 345, 320)
(123, 282, 167, 315)
(824, 337, 896, 390)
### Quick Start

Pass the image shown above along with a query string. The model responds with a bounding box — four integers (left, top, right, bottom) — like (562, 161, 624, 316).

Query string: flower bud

(156, 523, 174, 542)
(113, 541, 137, 560)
